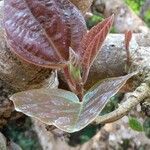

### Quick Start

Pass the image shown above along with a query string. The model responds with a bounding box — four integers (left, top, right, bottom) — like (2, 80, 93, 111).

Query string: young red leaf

(79, 15, 114, 83)
(62, 48, 82, 93)
(69, 47, 80, 68)
(125, 30, 132, 51)
(4, 0, 86, 69)
(125, 30, 132, 66)
(10, 72, 136, 133)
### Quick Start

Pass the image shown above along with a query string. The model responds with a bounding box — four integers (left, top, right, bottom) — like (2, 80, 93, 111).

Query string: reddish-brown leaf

(125, 30, 132, 66)
(78, 15, 113, 57)
(4, 0, 86, 68)
(80, 15, 114, 83)
(125, 30, 132, 51)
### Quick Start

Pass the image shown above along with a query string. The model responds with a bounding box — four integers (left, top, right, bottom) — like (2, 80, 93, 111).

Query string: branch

(95, 82, 150, 124)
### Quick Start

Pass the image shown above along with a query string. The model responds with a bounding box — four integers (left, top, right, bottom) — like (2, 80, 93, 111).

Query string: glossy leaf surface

(4, 0, 86, 68)
(10, 73, 136, 133)
(79, 15, 114, 83)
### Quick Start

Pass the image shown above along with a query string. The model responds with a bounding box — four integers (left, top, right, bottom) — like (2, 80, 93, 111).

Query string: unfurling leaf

(78, 15, 114, 83)
(69, 48, 81, 82)
(10, 73, 136, 133)
(125, 30, 132, 51)
(4, 0, 86, 68)
(125, 30, 132, 67)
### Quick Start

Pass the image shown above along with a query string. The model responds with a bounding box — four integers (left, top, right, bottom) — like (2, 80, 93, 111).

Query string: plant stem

(76, 82, 84, 102)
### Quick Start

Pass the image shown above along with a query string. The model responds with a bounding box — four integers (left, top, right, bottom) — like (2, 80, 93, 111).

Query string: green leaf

(129, 117, 143, 132)
(143, 117, 150, 138)
(69, 64, 81, 82)
(10, 73, 136, 133)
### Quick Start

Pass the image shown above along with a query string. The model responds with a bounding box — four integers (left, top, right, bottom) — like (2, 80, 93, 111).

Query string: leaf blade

(80, 15, 114, 83)
(75, 72, 137, 131)
(10, 88, 81, 133)
(4, 0, 86, 68)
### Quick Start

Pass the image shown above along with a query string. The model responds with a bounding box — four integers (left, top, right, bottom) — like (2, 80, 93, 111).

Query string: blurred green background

(87, 0, 150, 29)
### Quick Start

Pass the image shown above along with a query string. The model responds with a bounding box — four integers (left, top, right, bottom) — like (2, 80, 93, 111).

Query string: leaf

(4, 0, 86, 69)
(42, 70, 59, 89)
(68, 6, 87, 51)
(78, 15, 114, 83)
(11, 89, 81, 133)
(69, 47, 80, 68)
(125, 30, 132, 51)
(10, 72, 136, 133)
(128, 117, 143, 132)
(69, 48, 81, 82)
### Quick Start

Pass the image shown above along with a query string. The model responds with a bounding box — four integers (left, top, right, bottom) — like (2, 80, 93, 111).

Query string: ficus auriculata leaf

(62, 15, 115, 92)
(4, 0, 86, 68)
(10, 72, 136, 133)
(79, 15, 114, 83)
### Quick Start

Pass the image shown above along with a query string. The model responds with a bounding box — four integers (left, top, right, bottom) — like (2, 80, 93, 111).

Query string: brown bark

(70, 0, 93, 14)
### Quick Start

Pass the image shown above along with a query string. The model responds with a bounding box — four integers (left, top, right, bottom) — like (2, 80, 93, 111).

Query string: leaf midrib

(25, 0, 67, 62)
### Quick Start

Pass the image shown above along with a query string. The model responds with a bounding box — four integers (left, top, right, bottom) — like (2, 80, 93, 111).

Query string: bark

(70, 0, 93, 14)
(93, 0, 149, 33)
